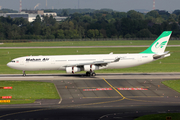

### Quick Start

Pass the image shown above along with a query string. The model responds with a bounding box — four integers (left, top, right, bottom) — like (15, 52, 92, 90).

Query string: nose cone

(7, 62, 18, 70)
(7, 62, 12, 68)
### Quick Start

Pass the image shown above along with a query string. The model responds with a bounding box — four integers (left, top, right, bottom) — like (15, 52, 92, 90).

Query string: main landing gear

(23, 71, 26, 76)
(86, 71, 96, 77)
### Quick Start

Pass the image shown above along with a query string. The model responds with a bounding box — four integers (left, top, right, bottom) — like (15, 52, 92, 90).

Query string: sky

(1, 0, 180, 12)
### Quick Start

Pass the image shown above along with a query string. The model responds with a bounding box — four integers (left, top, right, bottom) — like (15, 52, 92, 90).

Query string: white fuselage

(7, 53, 154, 72)
(7, 31, 172, 74)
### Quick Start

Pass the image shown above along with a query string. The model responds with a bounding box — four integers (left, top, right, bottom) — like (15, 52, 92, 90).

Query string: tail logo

(141, 31, 172, 54)
(155, 41, 167, 48)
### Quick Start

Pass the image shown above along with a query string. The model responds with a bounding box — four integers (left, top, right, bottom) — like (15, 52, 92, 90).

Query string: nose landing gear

(23, 71, 26, 76)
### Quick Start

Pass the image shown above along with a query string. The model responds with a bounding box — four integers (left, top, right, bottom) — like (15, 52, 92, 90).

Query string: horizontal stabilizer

(153, 51, 170, 59)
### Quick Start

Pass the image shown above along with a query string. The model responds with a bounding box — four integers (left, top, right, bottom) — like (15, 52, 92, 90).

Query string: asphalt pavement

(0, 73, 180, 120)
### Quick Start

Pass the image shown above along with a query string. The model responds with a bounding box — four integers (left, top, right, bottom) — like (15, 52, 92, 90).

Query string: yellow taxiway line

(103, 78, 126, 99)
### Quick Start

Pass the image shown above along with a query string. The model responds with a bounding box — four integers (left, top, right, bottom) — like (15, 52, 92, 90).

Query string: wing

(64, 57, 120, 67)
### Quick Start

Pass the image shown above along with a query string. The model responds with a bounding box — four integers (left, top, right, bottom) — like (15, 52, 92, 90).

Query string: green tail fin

(140, 31, 172, 54)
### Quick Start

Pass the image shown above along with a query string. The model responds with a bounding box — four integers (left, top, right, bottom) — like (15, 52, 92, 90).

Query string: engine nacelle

(66, 67, 81, 74)
(84, 65, 99, 72)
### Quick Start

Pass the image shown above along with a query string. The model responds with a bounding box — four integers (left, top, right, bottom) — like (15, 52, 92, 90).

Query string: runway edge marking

(54, 83, 62, 104)
(103, 78, 126, 99)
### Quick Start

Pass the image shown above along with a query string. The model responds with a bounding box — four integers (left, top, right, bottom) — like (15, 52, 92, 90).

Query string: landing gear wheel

(86, 71, 90, 76)
(23, 71, 26, 77)
(92, 72, 96, 76)
(86, 71, 96, 77)
(90, 72, 93, 76)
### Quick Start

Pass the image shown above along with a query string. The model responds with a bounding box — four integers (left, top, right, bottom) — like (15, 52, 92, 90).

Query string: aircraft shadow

(1, 73, 180, 78)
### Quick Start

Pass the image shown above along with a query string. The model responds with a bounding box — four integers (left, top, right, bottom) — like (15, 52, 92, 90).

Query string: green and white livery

(141, 31, 172, 54)
(7, 31, 172, 76)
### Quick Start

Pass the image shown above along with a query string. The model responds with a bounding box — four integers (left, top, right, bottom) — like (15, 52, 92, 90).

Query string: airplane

(7, 31, 172, 77)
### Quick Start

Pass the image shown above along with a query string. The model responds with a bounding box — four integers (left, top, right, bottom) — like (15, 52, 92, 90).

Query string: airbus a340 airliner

(7, 31, 172, 76)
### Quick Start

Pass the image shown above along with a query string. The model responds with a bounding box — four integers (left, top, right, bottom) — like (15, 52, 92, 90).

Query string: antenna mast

(153, 0, 155, 10)
(46, 0, 47, 9)
(19, 0, 22, 12)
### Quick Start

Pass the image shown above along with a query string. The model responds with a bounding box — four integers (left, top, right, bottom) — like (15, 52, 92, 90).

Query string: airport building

(43, 12, 57, 17)
(0, 12, 42, 22)
(0, 10, 68, 22)
(22, 10, 44, 15)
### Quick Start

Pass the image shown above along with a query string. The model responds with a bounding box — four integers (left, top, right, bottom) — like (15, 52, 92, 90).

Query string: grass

(0, 81, 60, 104)
(162, 80, 180, 93)
(0, 40, 180, 47)
(135, 113, 180, 120)
(1, 46, 180, 74)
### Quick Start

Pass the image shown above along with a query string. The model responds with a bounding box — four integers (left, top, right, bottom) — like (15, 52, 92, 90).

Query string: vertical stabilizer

(141, 31, 172, 54)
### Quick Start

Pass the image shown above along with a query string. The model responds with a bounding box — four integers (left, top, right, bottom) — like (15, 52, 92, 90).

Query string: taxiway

(0, 73, 180, 120)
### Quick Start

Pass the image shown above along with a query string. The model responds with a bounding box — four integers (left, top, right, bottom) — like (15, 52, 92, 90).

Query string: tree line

(0, 9, 180, 40)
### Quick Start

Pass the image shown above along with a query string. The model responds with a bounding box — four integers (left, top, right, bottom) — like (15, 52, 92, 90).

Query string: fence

(0, 37, 179, 43)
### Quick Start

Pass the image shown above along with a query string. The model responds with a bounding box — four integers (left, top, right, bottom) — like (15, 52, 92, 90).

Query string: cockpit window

(11, 61, 15, 62)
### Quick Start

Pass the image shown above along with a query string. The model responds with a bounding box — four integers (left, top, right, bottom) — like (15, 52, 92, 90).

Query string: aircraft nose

(7, 62, 11, 67)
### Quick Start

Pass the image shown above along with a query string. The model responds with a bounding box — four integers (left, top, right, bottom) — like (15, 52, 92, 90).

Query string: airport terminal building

(0, 10, 68, 22)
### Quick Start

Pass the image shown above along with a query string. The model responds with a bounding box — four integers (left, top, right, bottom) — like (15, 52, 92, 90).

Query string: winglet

(140, 31, 172, 54)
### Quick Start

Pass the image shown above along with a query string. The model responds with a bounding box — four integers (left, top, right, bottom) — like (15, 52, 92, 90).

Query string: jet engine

(84, 65, 99, 72)
(66, 66, 81, 74)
